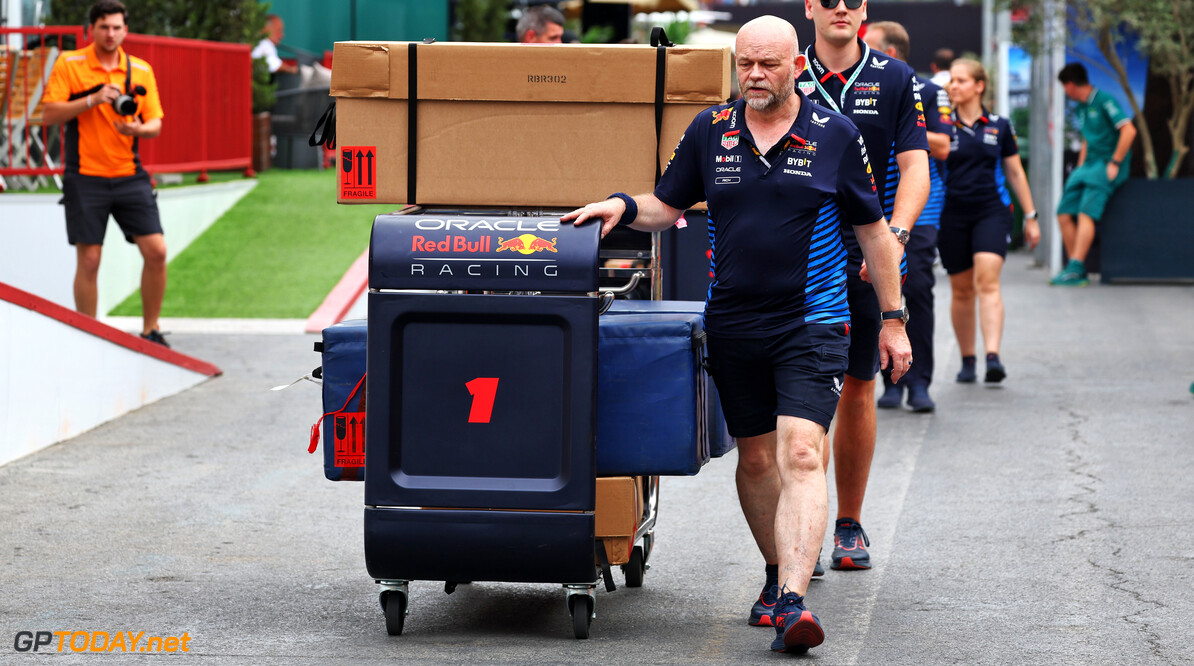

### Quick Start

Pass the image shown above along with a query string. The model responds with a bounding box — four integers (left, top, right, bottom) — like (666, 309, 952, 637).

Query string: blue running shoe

(907, 385, 935, 413)
(956, 356, 977, 383)
(748, 583, 778, 626)
(813, 549, 825, 577)
(770, 591, 824, 654)
(831, 518, 871, 570)
(877, 384, 902, 409)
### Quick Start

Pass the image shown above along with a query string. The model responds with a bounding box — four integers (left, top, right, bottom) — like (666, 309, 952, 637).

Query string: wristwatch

(1024, 210, 1038, 221)
(889, 226, 910, 246)
(1111, 157, 1123, 166)
(881, 306, 909, 324)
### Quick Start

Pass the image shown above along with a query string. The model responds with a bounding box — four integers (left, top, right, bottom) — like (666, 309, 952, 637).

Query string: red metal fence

(0, 27, 251, 191)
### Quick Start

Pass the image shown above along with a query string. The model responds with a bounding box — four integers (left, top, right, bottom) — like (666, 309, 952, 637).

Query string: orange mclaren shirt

(43, 43, 164, 178)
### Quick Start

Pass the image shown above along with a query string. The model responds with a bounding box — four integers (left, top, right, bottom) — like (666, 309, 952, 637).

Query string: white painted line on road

(833, 410, 932, 665)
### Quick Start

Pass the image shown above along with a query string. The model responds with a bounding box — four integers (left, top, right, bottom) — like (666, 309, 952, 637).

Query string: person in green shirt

(1051, 63, 1137, 286)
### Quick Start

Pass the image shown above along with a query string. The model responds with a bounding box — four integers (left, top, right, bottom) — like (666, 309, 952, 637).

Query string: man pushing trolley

(564, 16, 911, 654)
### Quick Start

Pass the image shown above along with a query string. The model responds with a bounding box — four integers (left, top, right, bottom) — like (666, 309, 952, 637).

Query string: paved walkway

(3, 251, 1193, 664)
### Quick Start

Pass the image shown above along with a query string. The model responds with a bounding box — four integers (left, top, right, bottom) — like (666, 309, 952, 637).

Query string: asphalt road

(2, 252, 1192, 665)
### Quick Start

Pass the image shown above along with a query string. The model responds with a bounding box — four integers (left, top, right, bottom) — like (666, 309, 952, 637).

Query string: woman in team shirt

(940, 59, 1040, 384)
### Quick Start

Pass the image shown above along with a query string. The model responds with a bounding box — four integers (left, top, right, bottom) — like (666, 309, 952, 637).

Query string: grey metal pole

(1029, 4, 1053, 268)
(1048, 3, 1067, 278)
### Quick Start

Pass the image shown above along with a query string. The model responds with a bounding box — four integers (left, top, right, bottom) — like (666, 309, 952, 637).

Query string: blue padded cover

(320, 307, 730, 480)
(597, 311, 710, 475)
(604, 301, 734, 458)
(320, 318, 368, 481)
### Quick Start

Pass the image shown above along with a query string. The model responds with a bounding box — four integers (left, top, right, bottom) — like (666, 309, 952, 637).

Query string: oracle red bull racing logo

(496, 234, 558, 254)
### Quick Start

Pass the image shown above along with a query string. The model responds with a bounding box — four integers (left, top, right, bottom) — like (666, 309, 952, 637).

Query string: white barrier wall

(0, 179, 256, 314)
(0, 298, 213, 466)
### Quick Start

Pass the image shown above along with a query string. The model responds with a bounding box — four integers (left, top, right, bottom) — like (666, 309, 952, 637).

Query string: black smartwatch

(881, 306, 909, 324)
(889, 227, 910, 246)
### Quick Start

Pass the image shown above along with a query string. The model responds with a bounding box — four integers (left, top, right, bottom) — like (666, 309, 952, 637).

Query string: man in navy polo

(796, 0, 929, 576)
(564, 15, 911, 654)
(865, 21, 954, 413)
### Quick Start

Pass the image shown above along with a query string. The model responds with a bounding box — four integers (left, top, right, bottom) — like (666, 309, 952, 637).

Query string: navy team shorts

(938, 201, 1012, 274)
(705, 323, 849, 437)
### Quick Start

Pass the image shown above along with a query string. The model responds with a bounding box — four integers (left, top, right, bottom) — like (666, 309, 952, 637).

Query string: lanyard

(804, 42, 870, 114)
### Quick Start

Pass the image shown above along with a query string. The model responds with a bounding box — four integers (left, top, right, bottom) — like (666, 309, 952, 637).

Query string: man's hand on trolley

(562, 198, 626, 239)
(878, 322, 913, 384)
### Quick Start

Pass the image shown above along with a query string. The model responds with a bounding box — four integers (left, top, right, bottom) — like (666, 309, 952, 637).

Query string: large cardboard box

(330, 41, 730, 207)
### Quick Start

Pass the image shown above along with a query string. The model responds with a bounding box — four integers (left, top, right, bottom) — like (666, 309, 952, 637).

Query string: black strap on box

(650, 27, 674, 185)
(407, 41, 419, 205)
(595, 541, 617, 592)
(308, 101, 336, 149)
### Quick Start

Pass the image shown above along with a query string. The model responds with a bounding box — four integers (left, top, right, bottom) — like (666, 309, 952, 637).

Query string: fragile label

(339, 146, 377, 200)
(333, 412, 366, 467)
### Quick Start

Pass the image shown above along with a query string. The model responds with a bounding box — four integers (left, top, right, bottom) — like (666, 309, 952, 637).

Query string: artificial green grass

(110, 169, 396, 318)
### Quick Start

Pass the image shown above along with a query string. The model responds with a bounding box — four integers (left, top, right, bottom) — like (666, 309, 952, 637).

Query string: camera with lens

(112, 85, 147, 116)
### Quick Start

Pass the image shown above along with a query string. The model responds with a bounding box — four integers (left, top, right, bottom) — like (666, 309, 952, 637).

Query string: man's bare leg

(774, 415, 829, 594)
(73, 243, 103, 318)
(736, 432, 781, 566)
(134, 233, 167, 335)
(830, 376, 876, 522)
(1070, 213, 1097, 264)
(1056, 213, 1076, 259)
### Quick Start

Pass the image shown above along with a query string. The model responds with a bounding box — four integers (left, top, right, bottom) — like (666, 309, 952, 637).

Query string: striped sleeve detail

(705, 210, 718, 306)
(914, 159, 945, 227)
(883, 141, 900, 217)
(805, 197, 850, 324)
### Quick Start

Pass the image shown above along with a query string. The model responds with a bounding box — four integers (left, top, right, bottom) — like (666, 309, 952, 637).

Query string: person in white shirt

(929, 47, 953, 87)
(251, 14, 297, 76)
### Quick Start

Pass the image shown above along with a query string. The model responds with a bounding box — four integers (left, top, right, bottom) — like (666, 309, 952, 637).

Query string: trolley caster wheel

(622, 545, 646, 588)
(568, 595, 594, 639)
(381, 590, 408, 636)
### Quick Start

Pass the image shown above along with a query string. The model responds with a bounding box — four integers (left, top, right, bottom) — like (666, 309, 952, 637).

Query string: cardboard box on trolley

(595, 476, 643, 565)
(329, 40, 731, 207)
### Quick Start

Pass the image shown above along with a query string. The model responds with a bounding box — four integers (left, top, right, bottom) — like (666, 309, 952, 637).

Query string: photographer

(42, 0, 169, 347)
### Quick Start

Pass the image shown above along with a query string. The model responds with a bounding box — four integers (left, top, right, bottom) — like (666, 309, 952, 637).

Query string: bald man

(564, 16, 910, 654)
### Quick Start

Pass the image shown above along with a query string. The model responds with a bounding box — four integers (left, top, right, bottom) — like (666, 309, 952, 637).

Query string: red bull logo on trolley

(496, 234, 559, 254)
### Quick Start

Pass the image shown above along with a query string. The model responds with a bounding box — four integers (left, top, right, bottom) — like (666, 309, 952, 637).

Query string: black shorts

(938, 201, 1012, 274)
(845, 274, 881, 380)
(62, 170, 162, 245)
(705, 323, 849, 437)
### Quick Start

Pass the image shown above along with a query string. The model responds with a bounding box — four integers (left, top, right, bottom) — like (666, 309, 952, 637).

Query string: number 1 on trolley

(465, 377, 500, 423)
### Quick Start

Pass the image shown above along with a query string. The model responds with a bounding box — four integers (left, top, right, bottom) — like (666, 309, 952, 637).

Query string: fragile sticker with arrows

(339, 146, 377, 200)
(333, 412, 366, 467)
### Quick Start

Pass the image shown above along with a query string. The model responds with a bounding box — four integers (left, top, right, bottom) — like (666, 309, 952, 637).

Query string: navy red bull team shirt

(654, 94, 884, 338)
(913, 74, 955, 228)
(797, 38, 928, 271)
(946, 108, 1018, 206)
